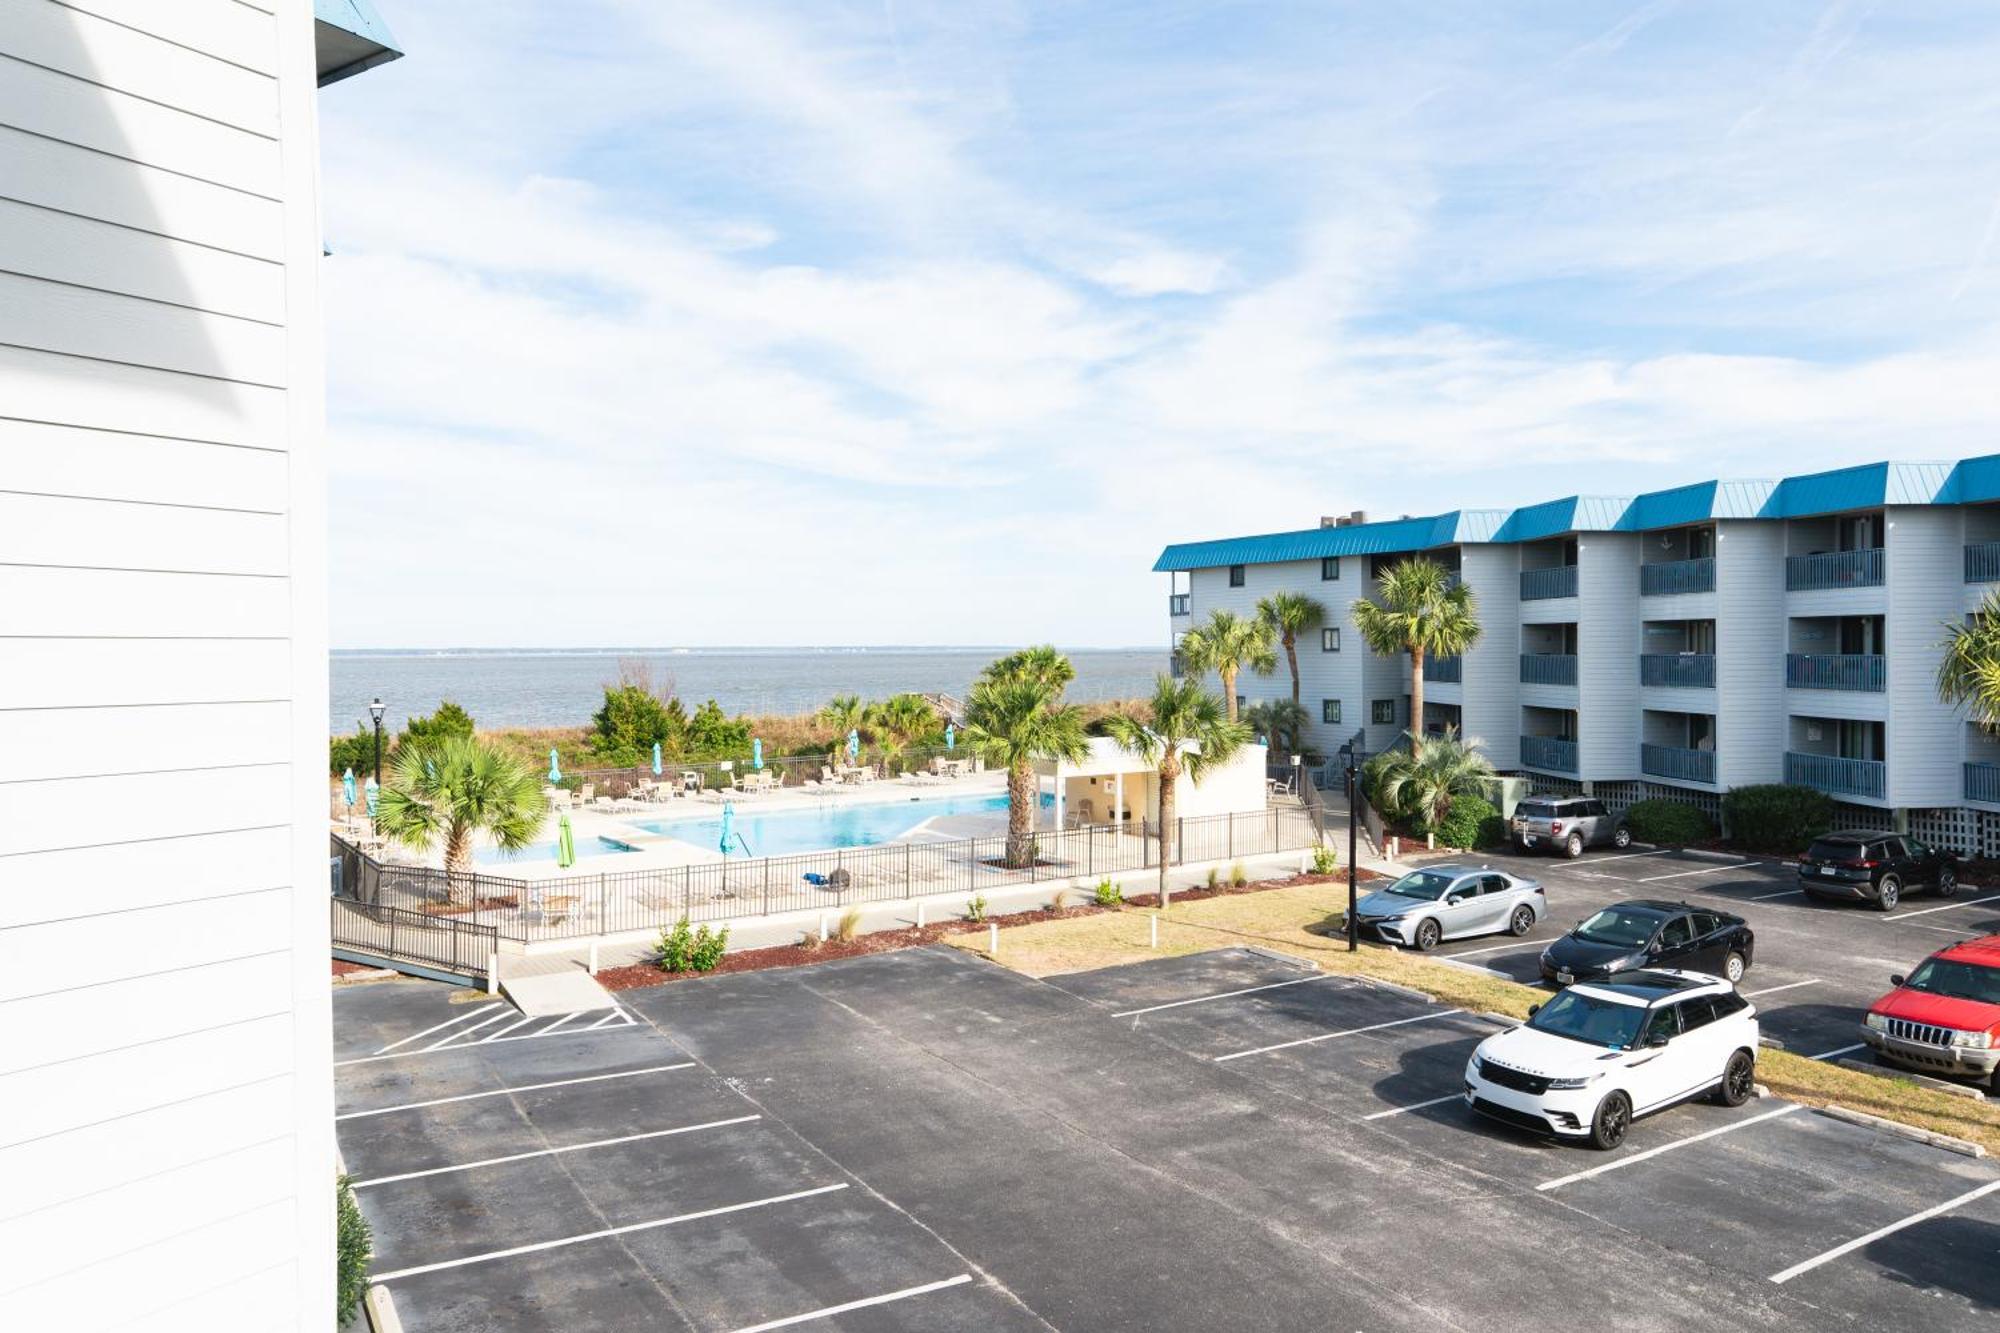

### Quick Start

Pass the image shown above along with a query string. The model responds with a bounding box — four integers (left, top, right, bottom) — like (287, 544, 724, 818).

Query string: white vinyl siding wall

(1456, 544, 1519, 769)
(1883, 507, 1962, 806)
(1712, 520, 1785, 789)
(0, 2, 331, 1328)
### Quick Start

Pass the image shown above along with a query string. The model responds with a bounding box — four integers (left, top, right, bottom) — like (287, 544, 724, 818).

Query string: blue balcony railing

(1520, 653, 1578, 686)
(1785, 548, 1883, 591)
(1640, 557, 1715, 597)
(1784, 751, 1885, 799)
(1520, 735, 1579, 773)
(1521, 565, 1579, 601)
(1169, 593, 1190, 616)
(1966, 763, 2000, 805)
(1966, 542, 2000, 584)
(1785, 653, 1885, 692)
(1640, 653, 1716, 688)
(1427, 655, 1462, 684)
(1641, 743, 1716, 785)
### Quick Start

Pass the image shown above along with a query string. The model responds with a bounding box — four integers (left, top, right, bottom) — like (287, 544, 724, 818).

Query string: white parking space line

(1438, 941, 1536, 959)
(370, 1182, 850, 1282)
(1363, 1093, 1462, 1121)
(1750, 888, 1805, 901)
(1536, 1104, 1801, 1191)
(584, 1006, 633, 1030)
(1742, 980, 1818, 998)
(1637, 861, 1760, 882)
(479, 1015, 539, 1043)
(1214, 1010, 1464, 1063)
(351, 1115, 761, 1189)
(1900, 921, 1989, 937)
(537, 1011, 583, 1037)
(335, 1063, 695, 1121)
(1594, 849, 1682, 862)
(1438, 957, 1513, 980)
(725, 1274, 976, 1333)
(1110, 973, 1339, 1018)
(422, 1009, 515, 1050)
(1768, 1179, 2000, 1285)
(1884, 894, 2000, 920)
(1808, 1043, 1866, 1061)
(334, 1012, 642, 1066)
(371, 1005, 504, 1055)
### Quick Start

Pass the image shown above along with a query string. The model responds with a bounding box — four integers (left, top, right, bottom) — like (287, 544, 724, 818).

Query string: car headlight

(1546, 1073, 1603, 1091)
(1950, 1029, 1994, 1050)
(1468, 1056, 1485, 1077)
(1865, 1012, 1889, 1031)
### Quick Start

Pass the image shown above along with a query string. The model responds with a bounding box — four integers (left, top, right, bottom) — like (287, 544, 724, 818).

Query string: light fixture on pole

(368, 696, 388, 785)
(1338, 736, 1364, 954)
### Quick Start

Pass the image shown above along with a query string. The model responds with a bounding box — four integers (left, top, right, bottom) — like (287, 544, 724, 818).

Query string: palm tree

(1364, 726, 1495, 833)
(980, 643, 1076, 693)
(1176, 609, 1276, 723)
(1939, 589, 2000, 728)
(1256, 592, 1325, 707)
(868, 692, 937, 743)
(1350, 558, 1480, 755)
(376, 736, 548, 905)
(961, 676, 1090, 867)
(1104, 675, 1252, 903)
(817, 694, 867, 745)
(1244, 699, 1309, 759)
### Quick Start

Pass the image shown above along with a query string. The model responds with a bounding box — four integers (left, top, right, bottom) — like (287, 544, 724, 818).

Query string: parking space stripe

(1742, 980, 1818, 998)
(421, 1009, 515, 1050)
(584, 1007, 630, 1030)
(1536, 1104, 1800, 1190)
(335, 1063, 695, 1121)
(537, 1011, 583, 1036)
(350, 1115, 761, 1189)
(1882, 893, 2000, 920)
(1768, 1179, 2000, 1285)
(1750, 888, 1804, 900)
(370, 1005, 504, 1055)
(1437, 941, 1534, 959)
(1900, 921, 1988, 937)
(1363, 1094, 1462, 1121)
(1110, 973, 1339, 1017)
(333, 1015, 642, 1066)
(369, 1183, 850, 1282)
(1808, 1043, 1865, 1061)
(1437, 957, 1512, 980)
(1213, 1010, 1463, 1063)
(724, 1274, 976, 1333)
(1637, 861, 1759, 882)
(478, 1015, 538, 1043)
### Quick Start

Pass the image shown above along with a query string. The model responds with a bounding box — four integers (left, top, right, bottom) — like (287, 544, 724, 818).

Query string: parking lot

(338, 928, 2000, 1331)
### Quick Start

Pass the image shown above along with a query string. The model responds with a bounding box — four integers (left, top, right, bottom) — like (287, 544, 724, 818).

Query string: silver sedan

(1348, 864, 1547, 952)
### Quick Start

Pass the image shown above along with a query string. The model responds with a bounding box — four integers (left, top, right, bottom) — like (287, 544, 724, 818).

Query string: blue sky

(318, 1, 2000, 648)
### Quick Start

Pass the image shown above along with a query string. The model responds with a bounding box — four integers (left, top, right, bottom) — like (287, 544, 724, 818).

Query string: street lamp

(368, 696, 387, 785)
(1338, 737, 1365, 953)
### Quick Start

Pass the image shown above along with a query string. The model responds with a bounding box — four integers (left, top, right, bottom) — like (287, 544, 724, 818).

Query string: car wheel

(1413, 918, 1442, 952)
(1937, 866, 1958, 898)
(1612, 826, 1632, 850)
(1588, 1091, 1632, 1151)
(1714, 1050, 1756, 1107)
(1564, 832, 1585, 859)
(1723, 951, 1747, 984)
(1874, 876, 1901, 912)
(1509, 905, 1535, 937)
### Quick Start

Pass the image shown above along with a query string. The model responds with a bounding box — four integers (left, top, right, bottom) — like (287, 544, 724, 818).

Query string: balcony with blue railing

(1520, 653, 1578, 686)
(1427, 655, 1462, 684)
(1641, 743, 1716, 786)
(1784, 751, 1885, 800)
(1640, 557, 1715, 597)
(1520, 564, 1579, 601)
(1966, 763, 2000, 805)
(1640, 653, 1716, 688)
(1785, 653, 1885, 692)
(1966, 542, 2000, 584)
(1785, 548, 1883, 591)
(1169, 593, 1190, 617)
(1519, 735, 1579, 773)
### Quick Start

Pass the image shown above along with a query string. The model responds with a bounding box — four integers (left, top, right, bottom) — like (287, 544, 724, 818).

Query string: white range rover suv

(1463, 970, 1759, 1149)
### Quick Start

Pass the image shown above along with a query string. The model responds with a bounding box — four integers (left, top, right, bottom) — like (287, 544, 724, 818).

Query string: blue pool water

(474, 835, 637, 866)
(637, 790, 1051, 858)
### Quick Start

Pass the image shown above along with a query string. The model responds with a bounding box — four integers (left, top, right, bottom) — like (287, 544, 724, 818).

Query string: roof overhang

(316, 0, 403, 86)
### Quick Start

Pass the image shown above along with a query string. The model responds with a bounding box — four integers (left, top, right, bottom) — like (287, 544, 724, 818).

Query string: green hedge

(336, 1175, 371, 1324)
(1623, 798, 1714, 846)
(1436, 795, 1500, 850)
(1720, 783, 1832, 853)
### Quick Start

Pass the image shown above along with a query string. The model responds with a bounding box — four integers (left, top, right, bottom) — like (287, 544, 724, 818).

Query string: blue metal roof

(316, 0, 402, 85)
(1154, 451, 1999, 571)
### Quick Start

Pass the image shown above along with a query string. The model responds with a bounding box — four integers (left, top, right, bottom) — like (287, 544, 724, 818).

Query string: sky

(318, 1, 2000, 649)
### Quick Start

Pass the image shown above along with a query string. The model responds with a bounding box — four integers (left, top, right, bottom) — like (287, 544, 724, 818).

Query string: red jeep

(1861, 933, 2000, 1091)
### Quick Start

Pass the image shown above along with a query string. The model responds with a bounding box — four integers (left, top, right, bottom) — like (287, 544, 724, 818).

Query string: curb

(1759, 1036, 1786, 1051)
(1242, 945, 1318, 972)
(1753, 1083, 1773, 1099)
(1835, 1056, 1990, 1102)
(365, 1284, 403, 1333)
(1476, 1010, 1521, 1028)
(1815, 1104, 1987, 1158)
(1356, 974, 1436, 1003)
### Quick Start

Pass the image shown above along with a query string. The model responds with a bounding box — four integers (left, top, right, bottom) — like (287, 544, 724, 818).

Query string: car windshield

(1573, 907, 1659, 949)
(1383, 870, 1457, 901)
(1903, 959, 2000, 1006)
(1527, 990, 1646, 1050)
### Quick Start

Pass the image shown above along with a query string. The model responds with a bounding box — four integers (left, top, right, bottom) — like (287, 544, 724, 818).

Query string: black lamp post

(368, 696, 387, 785)
(1338, 736, 1365, 953)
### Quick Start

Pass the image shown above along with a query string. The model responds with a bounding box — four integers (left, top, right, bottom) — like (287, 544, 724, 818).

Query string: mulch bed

(1122, 866, 1384, 909)
(331, 958, 375, 977)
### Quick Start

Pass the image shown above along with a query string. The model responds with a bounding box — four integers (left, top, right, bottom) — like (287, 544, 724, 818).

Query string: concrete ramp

(502, 968, 620, 1018)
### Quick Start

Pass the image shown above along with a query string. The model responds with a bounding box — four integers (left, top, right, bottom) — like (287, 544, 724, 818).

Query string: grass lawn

(949, 880, 2000, 1158)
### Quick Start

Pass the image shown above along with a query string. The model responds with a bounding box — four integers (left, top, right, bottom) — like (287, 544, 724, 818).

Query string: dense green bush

(328, 724, 378, 778)
(1721, 784, 1832, 852)
(1435, 794, 1499, 850)
(326, 700, 477, 776)
(335, 1175, 371, 1324)
(592, 684, 689, 767)
(1624, 798, 1715, 846)
(658, 917, 729, 973)
(1094, 878, 1124, 907)
(1311, 843, 1339, 875)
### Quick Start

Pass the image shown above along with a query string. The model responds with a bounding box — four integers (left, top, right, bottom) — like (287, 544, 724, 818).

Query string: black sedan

(1540, 900, 1755, 987)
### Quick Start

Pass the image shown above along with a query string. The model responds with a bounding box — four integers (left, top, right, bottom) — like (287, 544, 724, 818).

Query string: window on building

(1321, 627, 1340, 652)
(1228, 564, 1246, 587)
(1321, 557, 1340, 581)
(1371, 699, 1395, 725)
(1322, 699, 1341, 724)
(1235, 694, 1246, 714)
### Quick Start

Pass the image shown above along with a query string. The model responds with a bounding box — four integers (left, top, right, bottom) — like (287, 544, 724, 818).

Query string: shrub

(1206, 866, 1220, 889)
(689, 923, 728, 971)
(1721, 784, 1832, 853)
(1047, 889, 1069, 912)
(966, 894, 988, 923)
(1093, 878, 1124, 907)
(1229, 861, 1248, 887)
(1623, 798, 1715, 846)
(657, 918, 694, 972)
(1434, 794, 1499, 850)
(1310, 844, 1339, 875)
(834, 907, 862, 942)
(335, 1175, 372, 1325)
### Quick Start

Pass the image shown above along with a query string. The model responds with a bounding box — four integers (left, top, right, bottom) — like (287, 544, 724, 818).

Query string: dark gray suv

(1511, 797, 1630, 859)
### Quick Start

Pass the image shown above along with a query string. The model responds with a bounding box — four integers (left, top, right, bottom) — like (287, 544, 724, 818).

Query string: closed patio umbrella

(341, 768, 357, 809)
(548, 748, 562, 783)
(944, 724, 954, 751)
(719, 800, 736, 857)
(753, 738, 763, 770)
(847, 729, 860, 762)
(652, 741, 663, 777)
(556, 813, 576, 868)
(364, 776, 380, 819)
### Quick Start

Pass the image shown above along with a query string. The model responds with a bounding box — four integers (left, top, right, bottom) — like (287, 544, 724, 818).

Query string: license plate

(1522, 835, 1537, 845)
(1820, 866, 1837, 876)
(1556, 970, 1574, 984)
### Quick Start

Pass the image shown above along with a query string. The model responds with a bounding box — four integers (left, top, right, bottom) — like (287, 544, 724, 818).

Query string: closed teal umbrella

(719, 800, 736, 856)
(847, 729, 860, 761)
(944, 724, 954, 751)
(753, 738, 763, 770)
(548, 748, 562, 783)
(341, 768, 357, 809)
(652, 741, 663, 777)
(364, 776, 380, 819)
(556, 813, 576, 868)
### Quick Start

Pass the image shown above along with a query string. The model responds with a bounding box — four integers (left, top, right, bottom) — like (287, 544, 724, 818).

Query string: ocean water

(331, 646, 1167, 732)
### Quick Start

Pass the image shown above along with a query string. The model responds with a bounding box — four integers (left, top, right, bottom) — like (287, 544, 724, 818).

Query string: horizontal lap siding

(2, 0, 276, 133)
(0, 567, 291, 637)
(0, 419, 285, 507)
(0, 197, 285, 322)
(0, 827, 293, 928)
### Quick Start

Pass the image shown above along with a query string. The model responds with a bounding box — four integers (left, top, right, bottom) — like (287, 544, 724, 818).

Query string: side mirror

(1445, 896, 1463, 907)
(1890, 974, 1905, 988)
(1527, 1004, 1541, 1017)
(1647, 1034, 1671, 1049)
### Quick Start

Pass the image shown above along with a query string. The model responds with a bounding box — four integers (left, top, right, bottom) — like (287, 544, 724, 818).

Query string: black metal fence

(330, 805, 1321, 945)
(330, 896, 499, 980)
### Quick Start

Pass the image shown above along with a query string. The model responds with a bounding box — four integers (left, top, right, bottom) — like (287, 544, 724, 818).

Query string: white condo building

(1156, 455, 2000, 856)
(0, 3, 399, 1328)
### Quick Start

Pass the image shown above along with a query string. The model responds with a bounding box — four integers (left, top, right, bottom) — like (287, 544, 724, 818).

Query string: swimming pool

(474, 835, 638, 866)
(635, 790, 1052, 858)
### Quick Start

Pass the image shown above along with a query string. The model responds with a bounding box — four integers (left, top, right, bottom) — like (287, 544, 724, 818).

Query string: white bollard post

(1150, 915, 1159, 950)
(916, 900, 926, 928)
(587, 940, 599, 975)
(819, 912, 829, 942)
(486, 954, 499, 996)
(988, 922, 999, 954)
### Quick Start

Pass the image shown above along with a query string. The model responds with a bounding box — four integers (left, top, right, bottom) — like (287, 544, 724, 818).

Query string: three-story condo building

(1155, 454, 2000, 857)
